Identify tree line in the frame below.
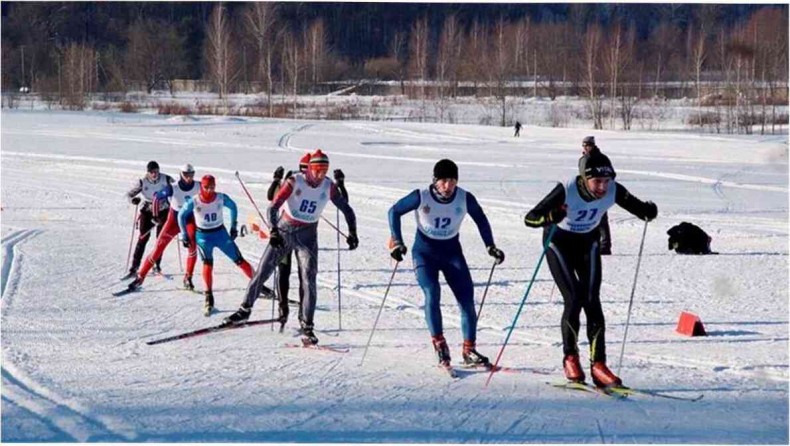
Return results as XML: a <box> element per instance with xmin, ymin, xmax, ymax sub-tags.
<box><xmin>1</xmin><ymin>3</ymin><xmax>787</xmax><ymax>133</ymax></box>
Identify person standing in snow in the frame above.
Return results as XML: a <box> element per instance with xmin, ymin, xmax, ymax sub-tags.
<box><xmin>124</xmin><ymin>163</ymin><xmax>200</xmax><ymax>292</ymax></box>
<box><xmin>514</xmin><ymin>121</ymin><xmax>522</xmax><ymax>137</ymax></box>
<box><xmin>524</xmin><ymin>152</ymin><xmax>657</xmax><ymax>388</ymax></box>
<box><xmin>178</xmin><ymin>175</ymin><xmax>256</xmax><ymax>316</ymax></box>
<box><xmin>123</xmin><ymin>161</ymin><xmax>173</xmax><ymax>279</ymax></box>
<box><xmin>265</xmin><ymin>153</ymin><xmax>351</xmax><ymax>332</ymax></box>
<box><xmin>580</xmin><ymin>136</ymin><xmax>612</xmax><ymax>255</ymax></box>
<box><xmin>388</xmin><ymin>159</ymin><xmax>505</xmax><ymax>370</ymax></box>
<box><xmin>223</xmin><ymin>150</ymin><xmax>358</xmax><ymax>346</ymax></box>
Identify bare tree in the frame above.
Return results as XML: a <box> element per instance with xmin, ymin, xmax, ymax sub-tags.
<box><xmin>304</xmin><ymin>18</ymin><xmax>328</xmax><ymax>94</ymax></box>
<box><xmin>689</xmin><ymin>26</ymin><xmax>708</xmax><ymax>130</ymax></box>
<box><xmin>605</xmin><ymin>21</ymin><xmax>636</xmax><ymax>129</ymax></box>
<box><xmin>582</xmin><ymin>24</ymin><xmax>605</xmax><ymax>129</ymax></box>
<box><xmin>281</xmin><ymin>29</ymin><xmax>304</xmax><ymax>118</ymax></box>
<box><xmin>244</xmin><ymin>2</ymin><xmax>277</xmax><ymax>116</ymax></box>
<box><xmin>204</xmin><ymin>3</ymin><xmax>241</xmax><ymax>101</ymax></box>
<box><xmin>125</xmin><ymin>18</ymin><xmax>185</xmax><ymax>94</ymax></box>
<box><xmin>436</xmin><ymin>13</ymin><xmax>460</xmax><ymax>121</ymax></box>
<box><xmin>407</xmin><ymin>15</ymin><xmax>429</xmax><ymax>103</ymax></box>
<box><xmin>389</xmin><ymin>31</ymin><xmax>407</xmax><ymax>95</ymax></box>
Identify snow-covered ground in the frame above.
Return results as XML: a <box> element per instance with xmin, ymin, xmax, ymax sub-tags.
<box><xmin>1</xmin><ymin>109</ymin><xmax>788</xmax><ymax>443</ymax></box>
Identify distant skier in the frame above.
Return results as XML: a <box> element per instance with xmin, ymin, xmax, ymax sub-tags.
<box><xmin>580</xmin><ymin>136</ymin><xmax>612</xmax><ymax>255</ymax></box>
<box><xmin>388</xmin><ymin>159</ymin><xmax>505</xmax><ymax>370</ymax></box>
<box><xmin>223</xmin><ymin>150</ymin><xmax>358</xmax><ymax>346</ymax></box>
<box><xmin>123</xmin><ymin>161</ymin><xmax>174</xmax><ymax>279</ymax></box>
<box><xmin>524</xmin><ymin>151</ymin><xmax>657</xmax><ymax>388</ymax></box>
<box><xmin>179</xmin><ymin>175</ymin><xmax>255</xmax><ymax>316</ymax></box>
<box><xmin>514</xmin><ymin>121</ymin><xmax>522</xmax><ymax>137</ymax></box>
<box><xmin>124</xmin><ymin>164</ymin><xmax>199</xmax><ymax>292</ymax></box>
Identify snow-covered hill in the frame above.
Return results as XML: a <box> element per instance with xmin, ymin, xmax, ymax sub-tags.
<box><xmin>2</xmin><ymin>110</ymin><xmax>788</xmax><ymax>443</ymax></box>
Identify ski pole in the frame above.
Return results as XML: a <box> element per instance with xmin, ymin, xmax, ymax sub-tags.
<box><xmin>234</xmin><ymin>171</ymin><xmax>271</xmax><ymax>230</ymax></box>
<box><xmin>336</xmin><ymin>208</ymin><xmax>342</xmax><ymax>331</ymax></box>
<box><xmin>475</xmin><ymin>261</ymin><xmax>498</xmax><ymax>322</ymax></box>
<box><xmin>550</xmin><ymin>283</ymin><xmax>556</xmax><ymax>302</ymax></box>
<box><xmin>321</xmin><ymin>215</ymin><xmax>348</xmax><ymax>239</ymax></box>
<box><xmin>272</xmin><ymin>270</ymin><xmax>277</xmax><ymax>332</ymax></box>
<box><xmin>359</xmin><ymin>261</ymin><xmax>399</xmax><ymax>367</ymax></box>
<box><xmin>486</xmin><ymin>224</ymin><xmax>557</xmax><ymax>387</ymax></box>
<box><xmin>125</xmin><ymin>203</ymin><xmax>139</xmax><ymax>271</ymax></box>
<box><xmin>176</xmin><ymin>237</ymin><xmax>184</xmax><ymax>273</ymax></box>
<box><xmin>616</xmin><ymin>219</ymin><xmax>649</xmax><ymax>376</ymax></box>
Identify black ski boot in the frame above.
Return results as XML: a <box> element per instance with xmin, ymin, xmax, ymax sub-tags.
<box><xmin>183</xmin><ymin>275</ymin><xmax>195</xmax><ymax>291</ymax></box>
<box><xmin>461</xmin><ymin>341</ymin><xmax>491</xmax><ymax>367</ymax></box>
<box><xmin>203</xmin><ymin>291</ymin><xmax>214</xmax><ymax>317</ymax></box>
<box><xmin>126</xmin><ymin>276</ymin><xmax>143</xmax><ymax>292</ymax></box>
<box><xmin>432</xmin><ymin>335</ymin><xmax>452</xmax><ymax>367</ymax></box>
<box><xmin>223</xmin><ymin>306</ymin><xmax>251</xmax><ymax>325</ymax></box>
<box><xmin>120</xmin><ymin>269</ymin><xmax>137</xmax><ymax>281</ymax></box>
<box><xmin>300</xmin><ymin>321</ymin><xmax>319</xmax><ymax>346</ymax></box>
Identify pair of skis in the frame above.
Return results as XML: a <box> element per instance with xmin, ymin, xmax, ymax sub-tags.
<box><xmin>550</xmin><ymin>381</ymin><xmax>704</xmax><ymax>402</ymax></box>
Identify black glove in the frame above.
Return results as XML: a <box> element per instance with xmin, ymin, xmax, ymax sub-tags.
<box><xmin>390</xmin><ymin>242</ymin><xmax>408</xmax><ymax>262</ymax></box>
<box><xmin>644</xmin><ymin>201</ymin><xmax>658</xmax><ymax>221</ymax></box>
<box><xmin>273</xmin><ymin>166</ymin><xmax>285</xmax><ymax>181</ymax></box>
<box><xmin>346</xmin><ymin>232</ymin><xmax>359</xmax><ymax>250</ymax></box>
<box><xmin>230</xmin><ymin>226</ymin><xmax>238</xmax><ymax>240</ymax></box>
<box><xmin>333</xmin><ymin>169</ymin><xmax>345</xmax><ymax>182</ymax></box>
<box><xmin>548</xmin><ymin>206</ymin><xmax>567</xmax><ymax>224</ymax></box>
<box><xmin>284</xmin><ymin>170</ymin><xmax>294</xmax><ymax>180</ymax></box>
<box><xmin>269</xmin><ymin>229</ymin><xmax>285</xmax><ymax>249</ymax></box>
<box><xmin>130</xmin><ymin>197</ymin><xmax>141</xmax><ymax>205</ymax></box>
<box><xmin>487</xmin><ymin>245</ymin><xmax>505</xmax><ymax>265</ymax></box>
<box><xmin>181</xmin><ymin>235</ymin><xmax>191</xmax><ymax>249</ymax></box>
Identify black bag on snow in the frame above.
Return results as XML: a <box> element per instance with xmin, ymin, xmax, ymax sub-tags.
<box><xmin>667</xmin><ymin>222</ymin><xmax>714</xmax><ymax>255</ymax></box>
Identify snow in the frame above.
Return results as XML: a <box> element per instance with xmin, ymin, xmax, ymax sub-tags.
<box><xmin>1</xmin><ymin>109</ymin><xmax>788</xmax><ymax>443</ymax></box>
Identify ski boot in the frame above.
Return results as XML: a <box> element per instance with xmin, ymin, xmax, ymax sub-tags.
<box><xmin>461</xmin><ymin>341</ymin><xmax>491</xmax><ymax>368</ymax></box>
<box><xmin>591</xmin><ymin>361</ymin><xmax>622</xmax><ymax>389</ymax></box>
<box><xmin>183</xmin><ymin>275</ymin><xmax>195</xmax><ymax>291</ymax></box>
<box><xmin>120</xmin><ymin>269</ymin><xmax>137</xmax><ymax>281</ymax></box>
<box><xmin>203</xmin><ymin>291</ymin><xmax>214</xmax><ymax>317</ymax></box>
<box><xmin>600</xmin><ymin>246</ymin><xmax>612</xmax><ymax>256</ymax></box>
<box><xmin>563</xmin><ymin>354</ymin><xmax>586</xmax><ymax>383</ymax></box>
<box><xmin>300</xmin><ymin>321</ymin><xmax>319</xmax><ymax>346</ymax></box>
<box><xmin>223</xmin><ymin>306</ymin><xmax>251</xmax><ymax>325</ymax></box>
<box><xmin>432</xmin><ymin>335</ymin><xmax>452</xmax><ymax>367</ymax></box>
<box><xmin>125</xmin><ymin>276</ymin><xmax>143</xmax><ymax>292</ymax></box>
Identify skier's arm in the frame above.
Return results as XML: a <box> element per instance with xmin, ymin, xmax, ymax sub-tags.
<box><xmin>126</xmin><ymin>179</ymin><xmax>143</xmax><ymax>204</ymax></box>
<box><xmin>524</xmin><ymin>183</ymin><xmax>566</xmax><ymax>228</ymax></box>
<box><xmin>178</xmin><ymin>198</ymin><xmax>195</xmax><ymax>237</ymax></box>
<box><xmin>268</xmin><ymin>177</ymin><xmax>295</xmax><ymax>228</ymax></box>
<box><xmin>387</xmin><ymin>189</ymin><xmax>421</xmax><ymax>245</ymax></box>
<box><xmin>330</xmin><ymin>183</ymin><xmax>357</xmax><ymax>234</ymax></box>
<box><xmin>466</xmin><ymin>192</ymin><xmax>495</xmax><ymax>247</ymax></box>
<box><xmin>614</xmin><ymin>183</ymin><xmax>658</xmax><ymax>221</ymax></box>
<box><xmin>267</xmin><ymin>180</ymin><xmax>281</xmax><ymax>201</ymax></box>
<box><xmin>223</xmin><ymin>194</ymin><xmax>239</xmax><ymax>228</ymax></box>
<box><xmin>155</xmin><ymin>183</ymin><xmax>174</xmax><ymax>202</ymax></box>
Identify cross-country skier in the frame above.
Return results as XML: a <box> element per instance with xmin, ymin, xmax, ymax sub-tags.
<box><xmin>179</xmin><ymin>175</ymin><xmax>255</xmax><ymax>316</ymax></box>
<box><xmin>580</xmin><ymin>136</ymin><xmax>612</xmax><ymax>255</ymax></box>
<box><xmin>387</xmin><ymin>159</ymin><xmax>505</xmax><ymax>370</ymax></box>
<box><xmin>123</xmin><ymin>161</ymin><xmax>174</xmax><ymax>279</ymax></box>
<box><xmin>524</xmin><ymin>151</ymin><xmax>657</xmax><ymax>388</ymax></box>
<box><xmin>124</xmin><ymin>164</ymin><xmax>200</xmax><ymax>292</ymax></box>
<box><xmin>223</xmin><ymin>150</ymin><xmax>358</xmax><ymax>346</ymax></box>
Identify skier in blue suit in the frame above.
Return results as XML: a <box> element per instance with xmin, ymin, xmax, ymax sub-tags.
<box><xmin>388</xmin><ymin>159</ymin><xmax>505</xmax><ymax>369</ymax></box>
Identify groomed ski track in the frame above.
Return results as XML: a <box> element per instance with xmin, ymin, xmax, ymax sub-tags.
<box><xmin>1</xmin><ymin>111</ymin><xmax>787</xmax><ymax>443</ymax></box>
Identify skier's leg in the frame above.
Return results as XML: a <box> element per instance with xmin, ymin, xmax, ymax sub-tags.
<box><xmin>131</xmin><ymin>209</ymin><xmax>155</xmax><ymax>272</ymax></box>
<box><xmin>546</xmin><ymin>242</ymin><xmax>584</xmax><ymax>356</ymax></box>
<box><xmin>276</xmin><ymin>253</ymin><xmax>292</xmax><ymax>322</ymax></box>
<box><xmin>294</xmin><ymin>228</ymin><xmax>319</xmax><ymax>326</ymax></box>
<box><xmin>239</xmin><ymin>234</ymin><xmax>289</xmax><ymax>309</ymax></box>
<box><xmin>580</xmin><ymin>242</ymin><xmax>607</xmax><ymax>362</ymax></box>
<box><xmin>414</xmin><ymin>251</ymin><xmax>443</xmax><ymax>337</ymax></box>
<box><xmin>185</xmin><ymin>217</ymin><xmax>198</xmax><ymax>278</ymax></box>
<box><xmin>599</xmin><ymin>213</ymin><xmax>612</xmax><ymax>254</ymax></box>
<box><xmin>196</xmin><ymin>231</ymin><xmax>215</xmax><ymax>292</ymax></box>
<box><xmin>442</xmin><ymin>252</ymin><xmax>477</xmax><ymax>343</ymax></box>
<box><xmin>154</xmin><ymin>208</ymin><xmax>168</xmax><ymax>270</ymax></box>
<box><xmin>216</xmin><ymin>230</ymin><xmax>254</xmax><ymax>278</ymax></box>
<box><xmin>138</xmin><ymin>209</ymin><xmax>179</xmax><ymax>281</ymax></box>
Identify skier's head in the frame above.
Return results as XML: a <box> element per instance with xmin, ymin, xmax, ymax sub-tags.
<box><xmin>181</xmin><ymin>163</ymin><xmax>195</xmax><ymax>183</ymax></box>
<box><xmin>307</xmin><ymin>150</ymin><xmax>329</xmax><ymax>182</ymax></box>
<box><xmin>299</xmin><ymin>153</ymin><xmax>311</xmax><ymax>173</ymax></box>
<box><xmin>200</xmin><ymin>174</ymin><xmax>216</xmax><ymax>202</ymax></box>
<box><xmin>582</xmin><ymin>136</ymin><xmax>597</xmax><ymax>155</ymax></box>
<box><xmin>146</xmin><ymin>160</ymin><xmax>160</xmax><ymax>181</ymax></box>
<box><xmin>433</xmin><ymin>159</ymin><xmax>458</xmax><ymax>198</ymax></box>
<box><xmin>580</xmin><ymin>152</ymin><xmax>615</xmax><ymax>198</ymax></box>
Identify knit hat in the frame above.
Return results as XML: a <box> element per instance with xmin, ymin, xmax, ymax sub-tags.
<box><xmin>582</xmin><ymin>136</ymin><xmax>596</xmax><ymax>146</ymax></box>
<box><xmin>147</xmin><ymin>160</ymin><xmax>160</xmax><ymax>172</ymax></box>
<box><xmin>580</xmin><ymin>152</ymin><xmax>616</xmax><ymax>179</ymax></box>
<box><xmin>433</xmin><ymin>159</ymin><xmax>458</xmax><ymax>181</ymax></box>
<box><xmin>200</xmin><ymin>175</ymin><xmax>216</xmax><ymax>201</ymax></box>
<box><xmin>309</xmin><ymin>150</ymin><xmax>329</xmax><ymax>173</ymax></box>
<box><xmin>299</xmin><ymin>153</ymin><xmax>311</xmax><ymax>173</ymax></box>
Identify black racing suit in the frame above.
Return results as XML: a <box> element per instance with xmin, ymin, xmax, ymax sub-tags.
<box><xmin>525</xmin><ymin>177</ymin><xmax>655</xmax><ymax>362</ymax></box>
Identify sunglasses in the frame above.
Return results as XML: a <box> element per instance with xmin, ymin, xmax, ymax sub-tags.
<box><xmin>182</xmin><ymin>171</ymin><xmax>195</xmax><ymax>177</ymax></box>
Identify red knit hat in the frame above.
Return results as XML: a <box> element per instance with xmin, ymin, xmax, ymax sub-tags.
<box><xmin>200</xmin><ymin>175</ymin><xmax>216</xmax><ymax>201</ymax></box>
<box><xmin>309</xmin><ymin>150</ymin><xmax>329</xmax><ymax>174</ymax></box>
<box><xmin>299</xmin><ymin>153</ymin><xmax>311</xmax><ymax>173</ymax></box>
